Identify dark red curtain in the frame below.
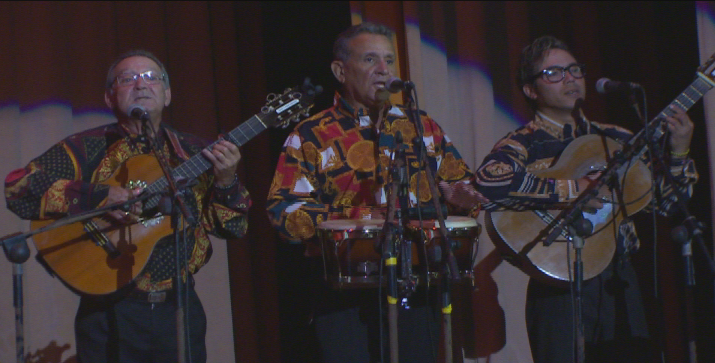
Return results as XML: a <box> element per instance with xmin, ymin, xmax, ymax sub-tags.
<box><xmin>0</xmin><ymin>2</ymin><xmax>712</xmax><ymax>362</ymax></box>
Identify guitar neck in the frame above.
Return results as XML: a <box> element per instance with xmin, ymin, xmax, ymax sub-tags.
<box><xmin>143</xmin><ymin>115</ymin><xmax>268</xmax><ymax>209</ymax></box>
<box><xmin>635</xmin><ymin>74</ymin><xmax>714</xmax><ymax>143</ymax></box>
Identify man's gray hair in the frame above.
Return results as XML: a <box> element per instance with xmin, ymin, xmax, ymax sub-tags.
<box><xmin>105</xmin><ymin>49</ymin><xmax>170</xmax><ymax>89</ymax></box>
<box><xmin>333</xmin><ymin>22</ymin><xmax>394</xmax><ymax>62</ymax></box>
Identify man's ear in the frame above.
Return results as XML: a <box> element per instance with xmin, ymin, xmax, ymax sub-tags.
<box><xmin>331</xmin><ymin>60</ymin><xmax>345</xmax><ymax>83</ymax></box>
<box><xmin>523</xmin><ymin>83</ymin><xmax>538</xmax><ymax>101</ymax></box>
<box><xmin>104</xmin><ymin>89</ymin><xmax>115</xmax><ymax>109</ymax></box>
<box><xmin>164</xmin><ymin>87</ymin><xmax>171</xmax><ymax>107</ymax></box>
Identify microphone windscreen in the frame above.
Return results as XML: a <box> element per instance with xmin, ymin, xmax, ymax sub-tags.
<box><xmin>385</xmin><ymin>77</ymin><xmax>404</xmax><ymax>93</ymax></box>
<box><xmin>595</xmin><ymin>78</ymin><xmax>610</xmax><ymax>94</ymax></box>
<box><xmin>127</xmin><ymin>105</ymin><xmax>149</xmax><ymax>121</ymax></box>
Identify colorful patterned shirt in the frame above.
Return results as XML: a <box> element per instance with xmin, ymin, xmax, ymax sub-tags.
<box><xmin>475</xmin><ymin>112</ymin><xmax>698</xmax><ymax>252</ymax></box>
<box><xmin>266</xmin><ymin>94</ymin><xmax>474</xmax><ymax>251</ymax></box>
<box><xmin>5</xmin><ymin>122</ymin><xmax>251</xmax><ymax>292</ymax></box>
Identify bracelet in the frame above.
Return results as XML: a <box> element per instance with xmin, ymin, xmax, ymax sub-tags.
<box><xmin>214</xmin><ymin>174</ymin><xmax>238</xmax><ymax>190</ymax></box>
<box><xmin>670</xmin><ymin>148</ymin><xmax>690</xmax><ymax>158</ymax></box>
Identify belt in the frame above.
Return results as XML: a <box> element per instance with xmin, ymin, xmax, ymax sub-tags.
<box><xmin>126</xmin><ymin>289</ymin><xmax>175</xmax><ymax>303</ymax></box>
<box><xmin>126</xmin><ymin>276</ymin><xmax>195</xmax><ymax>303</ymax></box>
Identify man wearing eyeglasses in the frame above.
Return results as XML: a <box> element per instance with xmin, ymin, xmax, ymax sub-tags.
<box><xmin>4</xmin><ymin>50</ymin><xmax>250</xmax><ymax>362</ymax></box>
<box><xmin>444</xmin><ymin>35</ymin><xmax>698</xmax><ymax>362</ymax></box>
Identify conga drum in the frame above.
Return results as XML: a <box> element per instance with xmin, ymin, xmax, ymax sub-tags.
<box><xmin>317</xmin><ymin>219</ymin><xmax>385</xmax><ymax>289</ymax></box>
<box><xmin>407</xmin><ymin>216</ymin><xmax>481</xmax><ymax>285</ymax></box>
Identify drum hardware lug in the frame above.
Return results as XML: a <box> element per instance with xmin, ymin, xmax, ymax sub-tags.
<box><xmin>357</xmin><ymin>260</ymin><xmax>378</xmax><ymax>276</ymax></box>
<box><xmin>401</xmin><ymin>297</ymin><xmax>411</xmax><ymax>309</ymax></box>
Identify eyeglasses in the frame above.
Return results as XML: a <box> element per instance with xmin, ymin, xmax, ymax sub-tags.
<box><xmin>113</xmin><ymin>71</ymin><xmax>166</xmax><ymax>87</ymax></box>
<box><xmin>530</xmin><ymin>63</ymin><xmax>586</xmax><ymax>83</ymax></box>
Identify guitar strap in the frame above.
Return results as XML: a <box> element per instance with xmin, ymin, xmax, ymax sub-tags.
<box><xmin>164</xmin><ymin>128</ymin><xmax>191</xmax><ymax>161</ymax></box>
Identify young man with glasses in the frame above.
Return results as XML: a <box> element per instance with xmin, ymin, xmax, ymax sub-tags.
<box><xmin>444</xmin><ymin>35</ymin><xmax>698</xmax><ymax>362</ymax></box>
<box><xmin>5</xmin><ymin>50</ymin><xmax>250</xmax><ymax>362</ymax></box>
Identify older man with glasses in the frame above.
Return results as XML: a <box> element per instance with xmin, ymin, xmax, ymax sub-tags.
<box><xmin>5</xmin><ymin>50</ymin><xmax>251</xmax><ymax>363</ymax></box>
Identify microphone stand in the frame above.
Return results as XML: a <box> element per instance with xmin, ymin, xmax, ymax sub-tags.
<box><xmin>569</xmin><ymin>99</ymin><xmax>596</xmax><ymax>363</ymax></box>
<box><xmin>623</xmin><ymin>86</ymin><xmax>713</xmax><ymax>363</ymax></box>
<box><xmin>1</xmin><ymin>232</ymin><xmax>30</xmax><ymax>363</ymax></box>
<box><xmin>0</xmin><ymin>190</ymin><xmax>159</xmax><ymax>363</ymax></box>
<box><xmin>379</xmin><ymin>136</ymin><xmax>405</xmax><ymax>363</ymax></box>
<box><xmin>404</xmin><ymin>84</ymin><xmax>457</xmax><ymax>363</ymax></box>
<box><xmin>394</xmin><ymin>133</ymin><xmax>417</xmax><ymax>303</ymax></box>
<box><xmin>648</xmin><ymin>138</ymin><xmax>714</xmax><ymax>363</ymax></box>
<box><xmin>142</xmin><ymin>120</ymin><xmax>197</xmax><ymax>363</ymax></box>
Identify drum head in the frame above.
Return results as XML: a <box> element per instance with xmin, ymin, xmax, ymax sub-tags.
<box><xmin>410</xmin><ymin>216</ymin><xmax>477</xmax><ymax>229</ymax></box>
<box><xmin>318</xmin><ymin>219</ymin><xmax>385</xmax><ymax>231</ymax></box>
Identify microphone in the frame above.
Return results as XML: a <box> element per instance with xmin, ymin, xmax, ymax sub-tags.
<box><xmin>127</xmin><ymin>105</ymin><xmax>150</xmax><ymax>123</ymax></box>
<box><xmin>384</xmin><ymin>77</ymin><xmax>414</xmax><ymax>94</ymax></box>
<box><xmin>595</xmin><ymin>78</ymin><xmax>640</xmax><ymax>94</ymax></box>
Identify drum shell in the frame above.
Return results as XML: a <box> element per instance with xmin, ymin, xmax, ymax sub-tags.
<box><xmin>318</xmin><ymin>217</ymin><xmax>481</xmax><ymax>289</ymax></box>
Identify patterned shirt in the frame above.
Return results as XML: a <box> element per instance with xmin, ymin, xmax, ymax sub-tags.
<box><xmin>475</xmin><ymin>112</ymin><xmax>698</xmax><ymax>252</ymax></box>
<box><xmin>266</xmin><ymin>93</ymin><xmax>474</xmax><ymax>251</ymax></box>
<box><xmin>5</xmin><ymin>122</ymin><xmax>251</xmax><ymax>292</ymax></box>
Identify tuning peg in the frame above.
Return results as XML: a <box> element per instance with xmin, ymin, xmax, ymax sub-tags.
<box><xmin>261</xmin><ymin>105</ymin><xmax>273</xmax><ymax>114</ymax></box>
<box><xmin>266</xmin><ymin>93</ymin><xmax>277</xmax><ymax>102</ymax></box>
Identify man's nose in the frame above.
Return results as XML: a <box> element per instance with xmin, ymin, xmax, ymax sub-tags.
<box><xmin>375</xmin><ymin>59</ymin><xmax>390</xmax><ymax>75</ymax></box>
<box><xmin>133</xmin><ymin>77</ymin><xmax>149</xmax><ymax>88</ymax></box>
<box><xmin>563</xmin><ymin>69</ymin><xmax>576</xmax><ymax>83</ymax></box>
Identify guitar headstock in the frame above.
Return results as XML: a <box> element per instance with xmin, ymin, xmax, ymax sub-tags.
<box><xmin>261</xmin><ymin>78</ymin><xmax>323</xmax><ymax>128</ymax></box>
<box><xmin>697</xmin><ymin>51</ymin><xmax>715</xmax><ymax>82</ymax></box>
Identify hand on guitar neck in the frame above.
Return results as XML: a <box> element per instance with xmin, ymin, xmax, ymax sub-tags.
<box><xmin>201</xmin><ymin>138</ymin><xmax>242</xmax><ymax>187</ymax></box>
<box><xmin>664</xmin><ymin>105</ymin><xmax>694</xmax><ymax>155</ymax></box>
<box><xmin>105</xmin><ymin>186</ymin><xmax>144</xmax><ymax>225</ymax></box>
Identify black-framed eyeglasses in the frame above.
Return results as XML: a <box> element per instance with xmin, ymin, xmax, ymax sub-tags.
<box><xmin>113</xmin><ymin>71</ymin><xmax>166</xmax><ymax>87</ymax></box>
<box><xmin>529</xmin><ymin>63</ymin><xmax>586</xmax><ymax>83</ymax></box>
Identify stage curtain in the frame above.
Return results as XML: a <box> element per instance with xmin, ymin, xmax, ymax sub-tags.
<box><xmin>0</xmin><ymin>2</ymin><xmax>712</xmax><ymax>363</ymax></box>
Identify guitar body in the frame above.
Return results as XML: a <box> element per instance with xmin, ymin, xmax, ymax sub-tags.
<box><xmin>486</xmin><ymin>134</ymin><xmax>653</xmax><ymax>285</ymax></box>
<box><xmin>31</xmin><ymin>155</ymin><xmax>173</xmax><ymax>295</ymax></box>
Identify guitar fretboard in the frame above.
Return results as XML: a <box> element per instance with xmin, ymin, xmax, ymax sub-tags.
<box><xmin>633</xmin><ymin>74</ymin><xmax>713</xmax><ymax>144</ymax></box>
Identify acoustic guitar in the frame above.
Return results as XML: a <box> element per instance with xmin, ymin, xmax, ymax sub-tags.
<box><xmin>486</xmin><ymin>53</ymin><xmax>715</xmax><ymax>286</ymax></box>
<box><xmin>30</xmin><ymin>81</ymin><xmax>320</xmax><ymax>295</ymax></box>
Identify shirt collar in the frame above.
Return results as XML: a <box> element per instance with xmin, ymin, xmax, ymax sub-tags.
<box><xmin>534</xmin><ymin>111</ymin><xmax>590</xmax><ymax>139</ymax></box>
<box><xmin>334</xmin><ymin>91</ymin><xmax>393</xmax><ymax>126</ymax></box>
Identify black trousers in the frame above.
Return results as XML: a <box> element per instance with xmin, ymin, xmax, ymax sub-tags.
<box><xmin>75</xmin><ymin>285</ymin><xmax>207</xmax><ymax>363</ymax></box>
<box><xmin>313</xmin><ymin>284</ymin><xmax>441</xmax><ymax>363</ymax></box>
<box><xmin>525</xmin><ymin>258</ymin><xmax>654</xmax><ymax>363</ymax></box>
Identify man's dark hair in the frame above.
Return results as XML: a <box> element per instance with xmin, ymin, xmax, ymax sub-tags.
<box><xmin>105</xmin><ymin>49</ymin><xmax>170</xmax><ymax>89</ymax></box>
<box><xmin>517</xmin><ymin>36</ymin><xmax>572</xmax><ymax>88</ymax></box>
<box><xmin>333</xmin><ymin>22</ymin><xmax>394</xmax><ymax>62</ymax></box>
<box><xmin>517</xmin><ymin>36</ymin><xmax>572</xmax><ymax>109</ymax></box>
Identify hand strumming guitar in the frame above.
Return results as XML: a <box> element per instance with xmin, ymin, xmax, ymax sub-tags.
<box><xmin>105</xmin><ymin>186</ymin><xmax>144</xmax><ymax>224</ymax></box>
<box><xmin>439</xmin><ymin>181</ymin><xmax>489</xmax><ymax>211</ymax></box>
